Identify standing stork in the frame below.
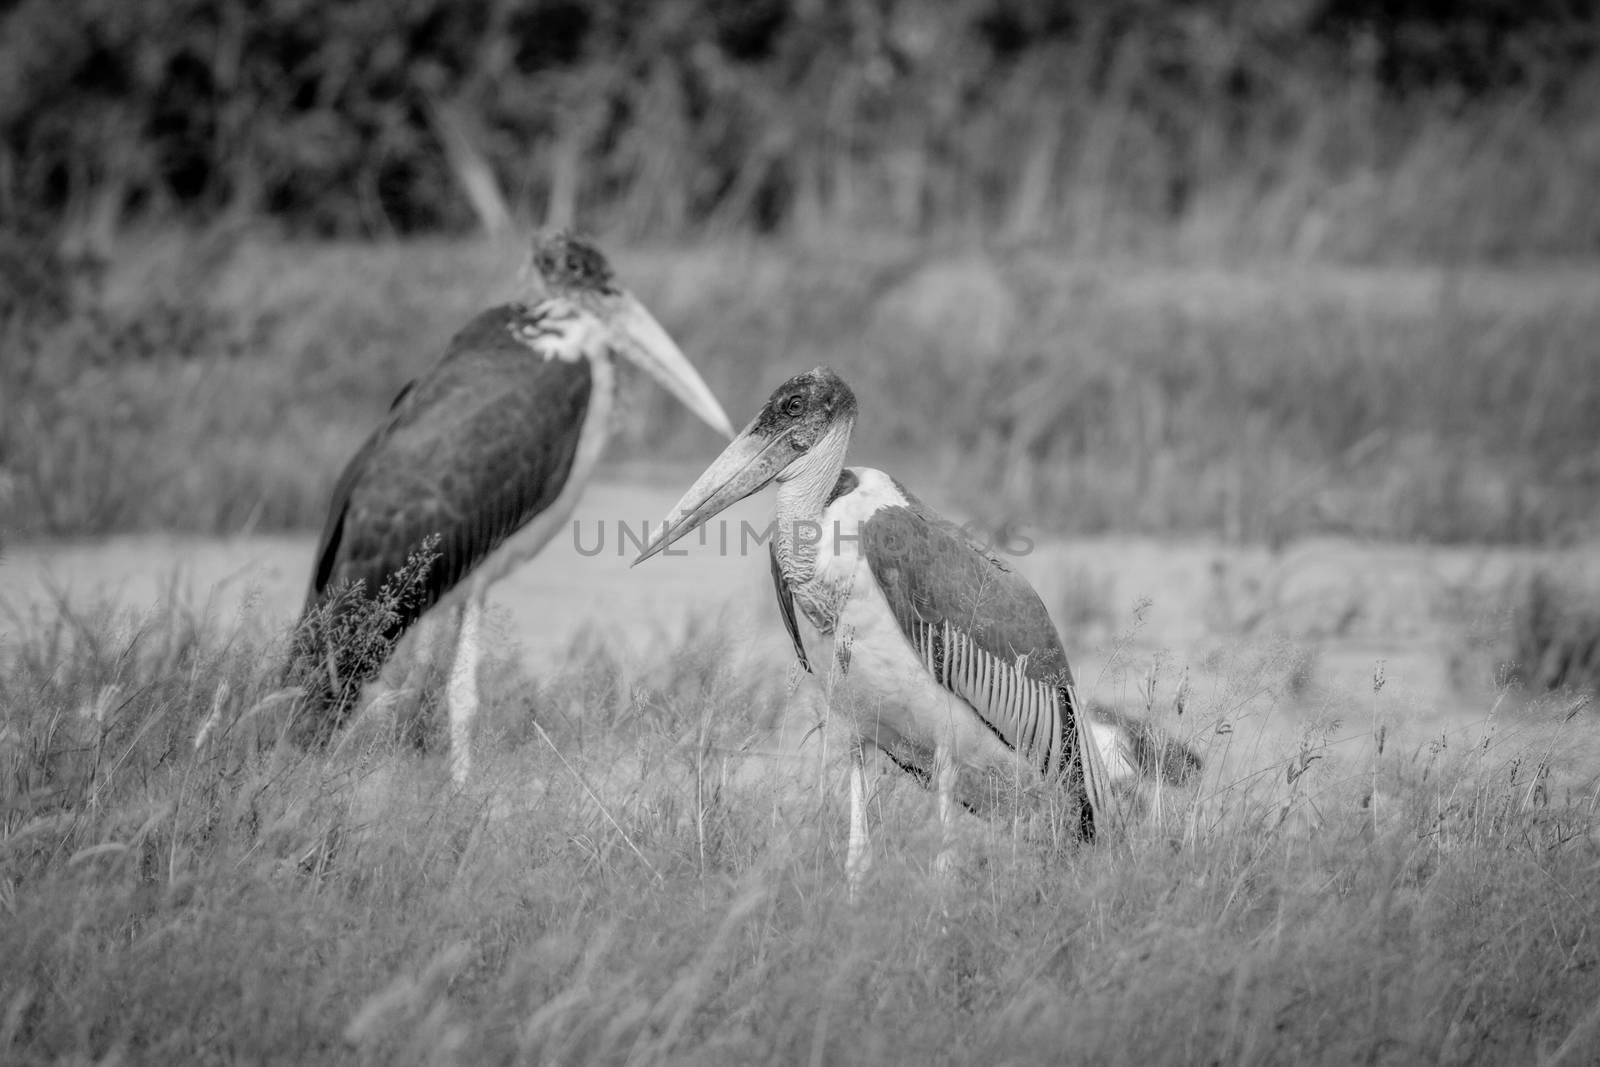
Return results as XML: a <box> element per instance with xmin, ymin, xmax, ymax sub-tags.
<box><xmin>634</xmin><ymin>367</ymin><xmax>1115</xmax><ymax>890</ymax></box>
<box><xmin>289</xmin><ymin>232</ymin><xmax>733</xmax><ymax>782</ymax></box>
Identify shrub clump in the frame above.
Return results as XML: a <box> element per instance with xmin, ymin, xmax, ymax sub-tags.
<box><xmin>1508</xmin><ymin>571</ymin><xmax>1600</xmax><ymax>693</ymax></box>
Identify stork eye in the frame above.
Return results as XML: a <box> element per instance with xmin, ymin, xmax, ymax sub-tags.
<box><xmin>784</xmin><ymin>395</ymin><xmax>805</xmax><ymax>417</ymax></box>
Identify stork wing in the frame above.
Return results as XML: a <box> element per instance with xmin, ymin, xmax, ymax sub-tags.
<box><xmin>305</xmin><ymin>303</ymin><xmax>593</xmax><ymax>632</ymax></box>
<box><xmin>860</xmin><ymin>495</ymin><xmax>1109</xmax><ymax>832</ymax></box>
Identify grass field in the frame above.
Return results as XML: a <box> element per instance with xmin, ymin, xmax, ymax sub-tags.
<box><xmin>4</xmin><ymin>228</ymin><xmax>1600</xmax><ymax>1063</ymax></box>
<box><xmin>3</xmin><ymin>585</ymin><xmax>1600</xmax><ymax>1066</ymax></box>
<box><xmin>4</xmin><ymin>230</ymin><xmax>1598</xmax><ymax>545</ymax></box>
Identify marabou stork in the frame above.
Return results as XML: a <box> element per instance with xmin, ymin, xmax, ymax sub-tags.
<box><xmin>289</xmin><ymin>232</ymin><xmax>733</xmax><ymax>782</ymax></box>
<box><xmin>634</xmin><ymin>367</ymin><xmax>1115</xmax><ymax>888</ymax></box>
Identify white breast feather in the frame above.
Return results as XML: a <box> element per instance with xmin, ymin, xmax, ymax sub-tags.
<box><xmin>508</xmin><ymin>299</ymin><xmax>603</xmax><ymax>363</ymax></box>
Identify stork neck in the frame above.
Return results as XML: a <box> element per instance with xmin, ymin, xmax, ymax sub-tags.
<box><xmin>774</xmin><ymin>419</ymin><xmax>852</xmax><ymax>584</ymax></box>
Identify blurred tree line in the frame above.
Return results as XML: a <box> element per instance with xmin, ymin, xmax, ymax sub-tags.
<box><xmin>1</xmin><ymin>0</ymin><xmax>1596</xmax><ymax>257</ymax></box>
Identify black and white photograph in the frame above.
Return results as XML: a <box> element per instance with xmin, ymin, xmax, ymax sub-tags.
<box><xmin>2</xmin><ymin>1</ymin><xmax>1598</xmax><ymax>1062</ymax></box>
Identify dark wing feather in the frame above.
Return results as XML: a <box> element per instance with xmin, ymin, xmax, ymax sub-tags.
<box><xmin>862</xmin><ymin>492</ymin><xmax>1105</xmax><ymax>836</ymax></box>
<box><xmin>770</xmin><ymin>540</ymin><xmax>811</xmax><ymax>672</ymax></box>
<box><xmin>311</xmin><ymin>306</ymin><xmax>592</xmax><ymax>618</ymax></box>
<box><xmin>290</xmin><ymin>305</ymin><xmax>594</xmax><ymax>730</ymax></box>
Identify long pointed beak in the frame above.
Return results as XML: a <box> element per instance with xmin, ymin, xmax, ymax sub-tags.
<box><xmin>632</xmin><ymin>424</ymin><xmax>799</xmax><ymax>565</ymax></box>
<box><xmin>609</xmin><ymin>292</ymin><xmax>735</xmax><ymax>439</ymax></box>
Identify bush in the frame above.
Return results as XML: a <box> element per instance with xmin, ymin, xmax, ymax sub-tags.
<box><xmin>2</xmin><ymin>0</ymin><xmax>1597</xmax><ymax>257</ymax></box>
<box><xmin>1509</xmin><ymin>572</ymin><xmax>1600</xmax><ymax>694</ymax></box>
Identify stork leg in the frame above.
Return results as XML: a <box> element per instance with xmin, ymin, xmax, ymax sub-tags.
<box><xmin>446</xmin><ymin>595</ymin><xmax>483</xmax><ymax>785</ymax></box>
<box><xmin>826</xmin><ymin>628</ymin><xmax>874</xmax><ymax>898</ymax></box>
<box><xmin>394</xmin><ymin>612</ymin><xmax>444</xmax><ymax>750</ymax></box>
<box><xmin>845</xmin><ymin>737</ymin><xmax>872</xmax><ymax>899</ymax></box>
<box><xmin>932</xmin><ymin>744</ymin><xmax>959</xmax><ymax>879</ymax></box>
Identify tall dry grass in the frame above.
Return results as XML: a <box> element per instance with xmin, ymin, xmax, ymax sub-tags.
<box><xmin>3</xmin><ymin>591</ymin><xmax>1599</xmax><ymax>1064</ymax></box>
<box><xmin>4</xmin><ymin>234</ymin><xmax>1597</xmax><ymax>545</ymax></box>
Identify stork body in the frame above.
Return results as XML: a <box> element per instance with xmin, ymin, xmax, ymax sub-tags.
<box><xmin>776</xmin><ymin>465</ymin><xmax>1111</xmax><ymax>811</ymax></box>
<box><xmin>636</xmin><ymin>368</ymin><xmax>1113</xmax><ymax>888</ymax></box>
<box><xmin>291</xmin><ymin>235</ymin><xmax>733</xmax><ymax>782</ymax></box>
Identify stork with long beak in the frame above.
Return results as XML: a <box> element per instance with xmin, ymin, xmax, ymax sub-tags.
<box><xmin>290</xmin><ymin>232</ymin><xmax>733</xmax><ymax>781</ymax></box>
<box><xmin>634</xmin><ymin>367</ymin><xmax>1114</xmax><ymax>889</ymax></box>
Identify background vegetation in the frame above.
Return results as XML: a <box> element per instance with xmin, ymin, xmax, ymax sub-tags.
<box><xmin>4</xmin><ymin>0</ymin><xmax>1598</xmax><ymax>547</ymax></box>
<box><xmin>2</xmin><ymin>0</ymin><xmax>1598</xmax><ymax>258</ymax></box>
<box><xmin>3</xmin><ymin>236</ymin><xmax>1597</xmax><ymax>545</ymax></box>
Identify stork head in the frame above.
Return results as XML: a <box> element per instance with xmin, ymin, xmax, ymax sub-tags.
<box><xmin>526</xmin><ymin>231</ymin><xmax>734</xmax><ymax>439</ymax></box>
<box><xmin>529</xmin><ymin>231</ymin><xmax>617</xmax><ymax>296</ymax></box>
<box><xmin>634</xmin><ymin>367</ymin><xmax>857</xmax><ymax>565</ymax></box>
